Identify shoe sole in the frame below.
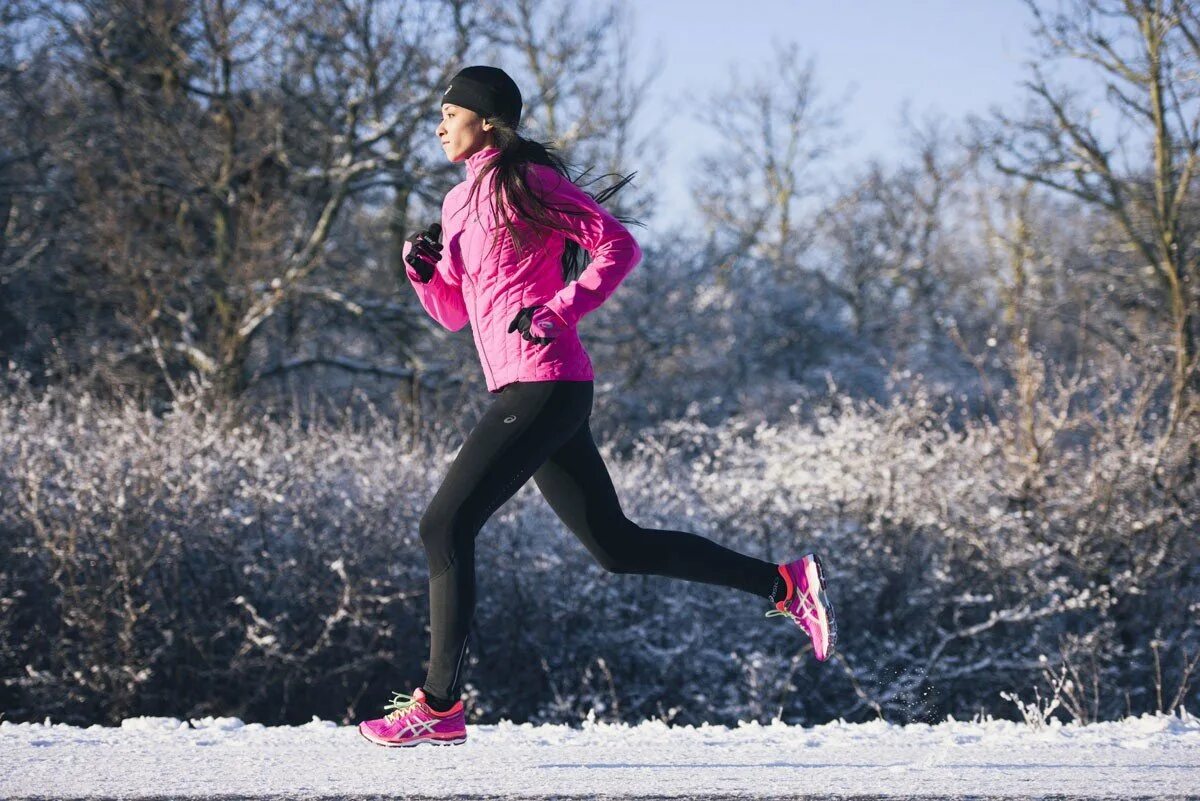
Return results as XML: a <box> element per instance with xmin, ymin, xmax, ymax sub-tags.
<box><xmin>806</xmin><ymin>552</ymin><xmax>838</xmax><ymax>660</ymax></box>
<box><xmin>358</xmin><ymin>723</ymin><xmax>467</xmax><ymax>748</ymax></box>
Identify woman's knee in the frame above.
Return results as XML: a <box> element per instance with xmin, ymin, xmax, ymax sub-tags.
<box><xmin>587</xmin><ymin>519</ymin><xmax>648</xmax><ymax>574</ymax></box>
<box><xmin>419</xmin><ymin>504</ymin><xmax>472</xmax><ymax>569</ymax></box>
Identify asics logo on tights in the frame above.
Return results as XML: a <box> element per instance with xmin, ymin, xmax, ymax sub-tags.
<box><xmin>504</xmin><ymin>415</ymin><xmax>517</xmax><ymax>423</ymax></box>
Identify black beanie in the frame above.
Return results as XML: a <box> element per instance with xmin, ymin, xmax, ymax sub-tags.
<box><xmin>441</xmin><ymin>66</ymin><xmax>522</xmax><ymax>129</ymax></box>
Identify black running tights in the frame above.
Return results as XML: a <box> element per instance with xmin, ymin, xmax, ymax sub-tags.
<box><xmin>418</xmin><ymin>379</ymin><xmax>781</xmax><ymax>702</ymax></box>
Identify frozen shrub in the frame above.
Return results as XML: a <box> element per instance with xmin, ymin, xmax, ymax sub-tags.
<box><xmin>0</xmin><ymin>358</ymin><xmax>1195</xmax><ymax>727</ymax></box>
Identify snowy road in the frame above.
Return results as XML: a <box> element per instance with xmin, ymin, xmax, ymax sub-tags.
<box><xmin>2</xmin><ymin>711</ymin><xmax>1198</xmax><ymax>799</ymax></box>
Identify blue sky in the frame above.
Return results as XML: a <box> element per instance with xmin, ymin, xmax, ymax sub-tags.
<box><xmin>626</xmin><ymin>1</ymin><xmax>1044</xmax><ymax>233</ymax></box>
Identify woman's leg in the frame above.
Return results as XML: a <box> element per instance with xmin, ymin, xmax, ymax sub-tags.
<box><xmin>419</xmin><ymin>380</ymin><xmax>592</xmax><ymax>704</ymax></box>
<box><xmin>531</xmin><ymin>417</ymin><xmax>782</xmax><ymax>598</ymax></box>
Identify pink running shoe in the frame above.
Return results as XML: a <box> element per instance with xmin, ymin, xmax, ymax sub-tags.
<box><xmin>765</xmin><ymin>552</ymin><xmax>837</xmax><ymax>661</ymax></box>
<box><xmin>357</xmin><ymin>687</ymin><xmax>467</xmax><ymax>747</ymax></box>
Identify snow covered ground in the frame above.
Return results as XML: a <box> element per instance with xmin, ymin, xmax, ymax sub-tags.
<box><xmin>2</xmin><ymin>709</ymin><xmax>1198</xmax><ymax>799</ymax></box>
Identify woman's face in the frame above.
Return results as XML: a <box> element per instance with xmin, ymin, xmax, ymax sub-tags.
<box><xmin>438</xmin><ymin>103</ymin><xmax>493</xmax><ymax>163</ymax></box>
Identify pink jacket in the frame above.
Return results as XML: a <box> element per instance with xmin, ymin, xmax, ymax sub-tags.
<box><xmin>401</xmin><ymin>145</ymin><xmax>643</xmax><ymax>393</ymax></box>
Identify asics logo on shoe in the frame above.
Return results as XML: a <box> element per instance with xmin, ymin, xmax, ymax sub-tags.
<box><xmin>794</xmin><ymin>594</ymin><xmax>820</xmax><ymax>620</ymax></box>
<box><xmin>396</xmin><ymin>717</ymin><xmax>439</xmax><ymax>739</ymax></box>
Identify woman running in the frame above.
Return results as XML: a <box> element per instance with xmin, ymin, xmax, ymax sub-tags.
<box><xmin>357</xmin><ymin>65</ymin><xmax>837</xmax><ymax>748</ymax></box>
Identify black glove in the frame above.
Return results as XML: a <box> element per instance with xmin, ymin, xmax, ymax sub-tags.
<box><xmin>507</xmin><ymin>304</ymin><xmax>557</xmax><ymax>346</ymax></box>
<box><xmin>403</xmin><ymin>222</ymin><xmax>442</xmax><ymax>283</ymax></box>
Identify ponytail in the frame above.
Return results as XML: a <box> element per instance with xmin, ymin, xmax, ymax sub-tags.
<box><xmin>457</xmin><ymin>118</ymin><xmax>642</xmax><ymax>284</ymax></box>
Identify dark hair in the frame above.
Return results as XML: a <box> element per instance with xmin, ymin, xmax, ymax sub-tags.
<box><xmin>453</xmin><ymin>114</ymin><xmax>642</xmax><ymax>284</ymax></box>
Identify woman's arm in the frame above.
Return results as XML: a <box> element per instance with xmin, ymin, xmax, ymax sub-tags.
<box><xmin>400</xmin><ymin>202</ymin><xmax>470</xmax><ymax>332</ymax></box>
<box><xmin>527</xmin><ymin>164</ymin><xmax>643</xmax><ymax>329</ymax></box>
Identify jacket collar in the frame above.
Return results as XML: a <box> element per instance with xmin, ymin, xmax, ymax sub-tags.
<box><xmin>464</xmin><ymin>145</ymin><xmax>502</xmax><ymax>180</ymax></box>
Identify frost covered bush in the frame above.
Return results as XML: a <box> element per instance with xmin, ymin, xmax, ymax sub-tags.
<box><xmin>0</xmin><ymin>359</ymin><xmax>1195</xmax><ymax>728</ymax></box>
<box><xmin>686</xmin><ymin>360</ymin><xmax>1198</xmax><ymax>724</ymax></box>
<box><xmin>0</xmin><ymin>368</ymin><xmax>441</xmax><ymax>726</ymax></box>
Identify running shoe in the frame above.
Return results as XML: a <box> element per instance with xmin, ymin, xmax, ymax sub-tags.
<box><xmin>765</xmin><ymin>552</ymin><xmax>837</xmax><ymax>661</ymax></box>
<box><xmin>357</xmin><ymin>687</ymin><xmax>467</xmax><ymax>747</ymax></box>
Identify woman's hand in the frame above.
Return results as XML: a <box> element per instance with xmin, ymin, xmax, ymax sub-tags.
<box><xmin>403</xmin><ymin>223</ymin><xmax>443</xmax><ymax>283</ymax></box>
<box><xmin>507</xmin><ymin>304</ymin><xmax>568</xmax><ymax>345</ymax></box>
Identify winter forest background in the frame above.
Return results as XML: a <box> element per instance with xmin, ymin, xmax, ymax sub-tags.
<box><xmin>1</xmin><ymin>0</ymin><xmax>1197</xmax><ymax>731</ymax></box>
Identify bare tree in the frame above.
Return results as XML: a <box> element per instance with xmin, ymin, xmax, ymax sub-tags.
<box><xmin>689</xmin><ymin>39</ymin><xmax>845</xmax><ymax>282</ymax></box>
<box><xmin>11</xmin><ymin>0</ymin><xmax>666</xmax><ymax>411</ymax></box>
<box><xmin>682</xmin><ymin>40</ymin><xmax>868</xmax><ymax>394</ymax></box>
<box><xmin>820</xmin><ymin>112</ymin><xmax>971</xmax><ymax>373</ymax></box>
<box><xmin>0</xmin><ymin>4</ymin><xmax>82</xmax><ymax>372</ymax></box>
<box><xmin>36</xmin><ymin>0</ymin><xmax>473</xmax><ymax>401</ymax></box>
<box><xmin>977</xmin><ymin>0</ymin><xmax>1200</xmax><ymax>440</ymax></box>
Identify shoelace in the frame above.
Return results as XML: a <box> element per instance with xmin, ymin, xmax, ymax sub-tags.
<box><xmin>764</xmin><ymin>585</ymin><xmax>820</xmax><ymax>627</ymax></box>
<box><xmin>382</xmin><ymin>691</ymin><xmax>421</xmax><ymax>725</ymax></box>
